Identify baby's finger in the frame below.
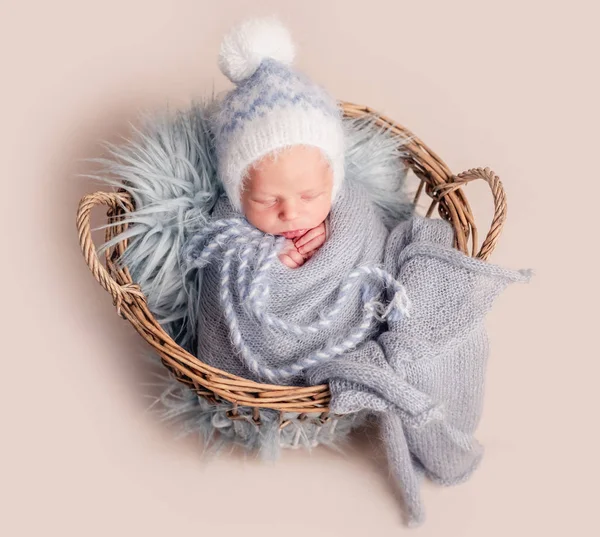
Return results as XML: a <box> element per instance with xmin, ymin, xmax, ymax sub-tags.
<box><xmin>294</xmin><ymin>227</ymin><xmax>324</xmax><ymax>248</ymax></box>
<box><xmin>297</xmin><ymin>234</ymin><xmax>326</xmax><ymax>255</ymax></box>
<box><xmin>287</xmin><ymin>248</ymin><xmax>305</xmax><ymax>266</ymax></box>
<box><xmin>279</xmin><ymin>252</ymin><xmax>301</xmax><ymax>269</ymax></box>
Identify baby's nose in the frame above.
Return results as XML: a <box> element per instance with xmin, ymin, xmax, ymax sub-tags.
<box><xmin>279</xmin><ymin>200</ymin><xmax>298</xmax><ymax>221</ymax></box>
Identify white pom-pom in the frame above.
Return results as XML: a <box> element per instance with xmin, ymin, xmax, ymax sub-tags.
<box><xmin>218</xmin><ymin>18</ymin><xmax>295</xmax><ymax>84</ymax></box>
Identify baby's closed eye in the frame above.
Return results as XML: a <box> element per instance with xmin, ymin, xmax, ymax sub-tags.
<box><xmin>252</xmin><ymin>197</ymin><xmax>277</xmax><ymax>207</ymax></box>
<box><xmin>301</xmin><ymin>192</ymin><xmax>324</xmax><ymax>201</ymax></box>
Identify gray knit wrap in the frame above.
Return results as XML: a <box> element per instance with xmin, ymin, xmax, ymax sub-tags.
<box><xmin>184</xmin><ymin>181</ymin><xmax>406</xmax><ymax>385</ymax></box>
<box><xmin>183</xmin><ymin>184</ymin><xmax>531</xmax><ymax>525</ymax></box>
<box><xmin>307</xmin><ymin>216</ymin><xmax>532</xmax><ymax>526</ymax></box>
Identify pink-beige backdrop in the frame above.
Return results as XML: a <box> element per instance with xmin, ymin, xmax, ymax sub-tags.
<box><xmin>2</xmin><ymin>1</ymin><xmax>597</xmax><ymax>535</ymax></box>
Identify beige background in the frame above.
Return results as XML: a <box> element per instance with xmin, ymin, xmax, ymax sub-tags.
<box><xmin>2</xmin><ymin>0</ymin><xmax>598</xmax><ymax>535</ymax></box>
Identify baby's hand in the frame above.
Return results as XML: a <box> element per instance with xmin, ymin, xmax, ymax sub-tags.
<box><xmin>294</xmin><ymin>223</ymin><xmax>327</xmax><ymax>257</ymax></box>
<box><xmin>278</xmin><ymin>223</ymin><xmax>327</xmax><ymax>269</ymax></box>
<box><xmin>279</xmin><ymin>240</ymin><xmax>307</xmax><ymax>269</ymax></box>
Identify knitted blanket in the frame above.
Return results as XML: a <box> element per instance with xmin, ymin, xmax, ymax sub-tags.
<box><xmin>307</xmin><ymin>216</ymin><xmax>532</xmax><ymax>526</ymax></box>
<box><xmin>184</xmin><ymin>181</ymin><xmax>410</xmax><ymax>385</ymax></box>
<box><xmin>183</xmin><ymin>181</ymin><xmax>531</xmax><ymax>525</ymax></box>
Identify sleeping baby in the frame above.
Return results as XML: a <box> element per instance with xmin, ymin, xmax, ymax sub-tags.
<box><xmin>210</xmin><ymin>17</ymin><xmax>345</xmax><ymax>272</ymax></box>
<box><xmin>185</xmin><ymin>17</ymin><xmax>405</xmax><ymax>384</ymax></box>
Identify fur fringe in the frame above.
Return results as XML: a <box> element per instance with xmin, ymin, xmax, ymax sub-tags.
<box><xmin>142</xmin><ymin>353</ymin><xmax>366</xmax><ymax>459</ymax></box>
<box><xmin>86</xmin><ymin>101</ymin><xmax>221</xmax><ymax>353</ymax></box>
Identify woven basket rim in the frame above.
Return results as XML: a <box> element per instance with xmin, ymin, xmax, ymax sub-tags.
<box><xmin>76</xmin><ymin>100</ymin><xmax>507</xmax><ymax>416</ymax></box>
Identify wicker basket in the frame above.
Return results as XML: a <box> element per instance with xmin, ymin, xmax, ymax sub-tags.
<box><xmin>76</xmin><ymin>101</ymin><xmax>506</xmax><ymax>427</ymax></box>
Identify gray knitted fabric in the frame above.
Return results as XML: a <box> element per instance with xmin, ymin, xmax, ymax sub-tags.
<box><xmin>185</xmin><ymin>180</ymin><xmax>393</xmax><ymax>385</ymax></box>
<box><xmin>307</xmin><ymin>216</ymin><xmax>532</xmax><ymax>526</ymax></box>
<box><xmin>184</xmin><ymin>183</ymin><xmax>531</xmax><ymax>525</ymax></box>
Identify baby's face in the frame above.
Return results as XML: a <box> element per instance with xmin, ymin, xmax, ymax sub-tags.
<box><xmin>241</xmin><ymin>145</ymin><xmax>333</xmax><ymax>238</ymax></box>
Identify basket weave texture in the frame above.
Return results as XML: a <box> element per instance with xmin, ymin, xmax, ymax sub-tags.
<box><xmin>76</xmin><ymin>101</ymin><xmax>506</xmax><ymax>422</ymax></box>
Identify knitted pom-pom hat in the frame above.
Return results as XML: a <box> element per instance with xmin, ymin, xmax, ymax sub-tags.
<box><xmin>212</xmin><ymin>18</ymin><xmax>345</xmax><ymax>212</ymax></box>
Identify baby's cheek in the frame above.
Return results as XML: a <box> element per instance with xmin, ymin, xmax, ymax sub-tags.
<box><xmin>246</xmin><ymin>208</ymin><xmax>277</xmax><ymax>234</ymax></box>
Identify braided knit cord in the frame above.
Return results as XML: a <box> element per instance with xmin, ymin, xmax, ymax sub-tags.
<box><xmin>186</xmin><ymin>218</ymin><xmax>410</xmax><ymax>383</ymax></box>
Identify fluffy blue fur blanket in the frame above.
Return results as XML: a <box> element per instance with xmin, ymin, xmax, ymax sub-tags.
<box><xmin>91</xmin><ymin>99</ymin><xmax>413</xmax><ymax>455</ymax></box>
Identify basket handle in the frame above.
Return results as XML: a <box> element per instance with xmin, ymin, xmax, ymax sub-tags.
<box><xmin>76</xmin><ymin>192</ymin><xmax>146</xmax><ymax>315</ymax></box>
<box><xmin>431</xmin><ymin>167</ymin><xmax>506</xmax><ymax>261</ymax></box>
<box><xmin>77</xmin><ymin>168</ymin><xmax>504</xmax><ymax>310</ymax></box>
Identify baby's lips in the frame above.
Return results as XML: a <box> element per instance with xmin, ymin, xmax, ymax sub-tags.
<box><xmin>281</xmin><ymin>229</ymin><xmax>307</xmax><ymax>239</ymax></box>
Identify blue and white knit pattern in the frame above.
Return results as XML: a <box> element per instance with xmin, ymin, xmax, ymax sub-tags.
<box><xmin>185</xmin><ymin>216</ymin><xmax>410</xmax><ymax>383</ymax></box>
<box><xmin>218</xmin><ymin>60</ymin><xmax>340</xmax><ymax>138</ymax></box>
<box><xmin>212</xmin><ymin>18</ymin><xmax>345</xmax><ymax>211</ymax></box>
